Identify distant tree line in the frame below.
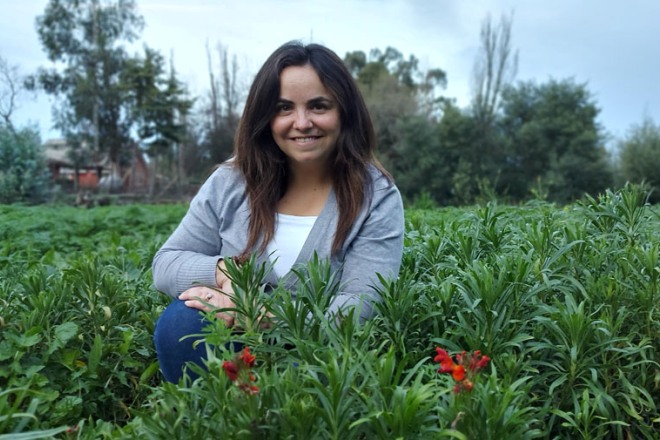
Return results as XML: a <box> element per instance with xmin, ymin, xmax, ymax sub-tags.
<box><xmin>347</xmin><ymin>13</ymin><xmax>613</xmax><ymax>205</ymax></box>
<box><xmin>0</xmin><ymin>2</ymin><xmax>658</xmax><ymax>204</ymax></box>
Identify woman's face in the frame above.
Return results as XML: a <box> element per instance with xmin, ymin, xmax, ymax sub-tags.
<box><xmin>270</xmin><ymin>64</ymin><xmax>341</xmax><ymax>170</ymax></box>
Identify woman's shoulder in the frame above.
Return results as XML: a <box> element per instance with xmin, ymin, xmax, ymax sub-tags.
<box><xmin>192</xmin><ymin>160</ymin><xmax>246</xmax><ymax>206</ymax></box>
<box><xmin>204</xmin><ymin>160</ymin><xmax>244</xmax><ymax>187</ymax></box>
<box><xmin>366</xmin><ymin>163</ymin><xmax>398</xmax><ymax>193</ymax></box>
<box><xmin>362</xmin><ymin>163</ymin><xmax>404</xmax><ymax>225</ymax></box>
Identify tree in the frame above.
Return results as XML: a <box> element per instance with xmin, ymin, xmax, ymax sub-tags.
<box><xmin>123</xmin><ymin>47</ymin><xmax>193</xmax><ymax>194</ymax></box>
<box><xmin>359</xmin><ymin>72</ymin><xmax>418</xmax><ymax>170</ymax></box>
<box><xmin>0</xmin><ymin>55</ymin><xmax>31</xmax><ymax>131</ymax></box>
<box><xmin>200</xmin><ymin>42</ymin><xmax>244</xmax><ymax>167</ymax></box>
<box><xmin>618</xmin><ymin>116</ymin><xmax>660</xmax><ymax>202</ymax></box>
<box><xmin>436</xmin><ymin>102</ymin><xmax>482</xmax><ymax>204</ymax></box>
<box><xmin>344</xmin><ymin>47</ymin><xmax>446</xmax><ymax>172</ymax></box>
<box><xmin>34</xmin><ymin>0</ymin><xmax>144</xmax><ymax>176</ymax></box>
<box><xmin>499</xmin><ymin>79</ymin><xmax>612</xmax><ymax>202</ymax></box>
<box><xmin>462</xmin><ymin>12</ymin><xmax>518</xmax><ymax>198</ymax></box>
<box><xmin>0</xmin><ymin>125</ymin><xmax>50</xmax><ymax>204</ymax></box>
<box><xmin>124</xmin><ymin>48</ymin><xmax>191</xmax><ymax>159</ymax></box>
<box><xmin>347</xmin><ymin>47</ymin><xmax>446</xmax><ymax>115</ymax></box>
<box><xmin>389</xmin><ymin>115</ymin><xmax>450</xmax><ymax>205</ymax></box>
<box><xmin>472</xmin><ymin>12</ymin><xmax>518</xmax><ymax>128</ymax></box>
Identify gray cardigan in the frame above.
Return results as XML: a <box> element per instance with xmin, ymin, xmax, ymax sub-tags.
<box><xmin>152</xmin><ymin>162</ymin><xmax>404</xmax><ymax>318</ymax></box>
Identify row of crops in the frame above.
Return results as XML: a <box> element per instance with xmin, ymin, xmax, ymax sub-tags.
<box><xmin>1</xmin><ymin>184</ymin><xmax>658</xmax><ymax>439</ymax></box>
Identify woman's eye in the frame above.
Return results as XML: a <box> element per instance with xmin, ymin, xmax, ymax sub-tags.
<box><xmin>276</xmin><ymin>103</ymin><xmax>292</xmax><ymax>113</ymax></box>
<box><xmin>310</xmin><ymin>102</ymin><xmax>329</xmax><ymax>112</ymax></box>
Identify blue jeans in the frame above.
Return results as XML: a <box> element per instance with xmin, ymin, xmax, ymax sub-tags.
<box><xmin>154</xmin><ymin>300</ymin><xmax>242</xmax><ymax>383</ymax></box>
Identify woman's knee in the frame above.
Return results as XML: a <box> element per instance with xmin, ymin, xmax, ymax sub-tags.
<box><xmin>154</xmin><ymin>300</ymin><xmax>206</xmax><ymax>347</ymax></box>
<box><xmin>154</xmin><ymin>300</ymin><xmax>208</xmax><ymax>382</ymax></box>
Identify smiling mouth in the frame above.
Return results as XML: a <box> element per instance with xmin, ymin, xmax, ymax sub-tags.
<box><xmin>292</xmin><ymin>136</ymin><xmax>321</xmax><ymax>143</ymax></box>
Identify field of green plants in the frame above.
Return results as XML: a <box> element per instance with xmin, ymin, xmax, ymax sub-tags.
<box><xmin>1</xmin><ymin>185</ymin><xmax>659</xmax><ymax>439</ymax></box>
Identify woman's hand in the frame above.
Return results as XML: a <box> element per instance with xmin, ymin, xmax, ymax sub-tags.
<box><xmin>179</xmin><ymin>286</ymin><xmax>236</xmax><ymax>328</ymax></box>
<box><xmin>179</xmin><ymin>259</ymin><xmax>236</xmax><ymax>327</ymax></box>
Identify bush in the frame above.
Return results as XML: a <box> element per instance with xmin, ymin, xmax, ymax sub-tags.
<box><xmin>0</xmin><ymin>124</ymin><xmax>51</xmax><ymax>204</ymax></box>
<box><xmin>618</xmin><ymin>116</ymin><xmax>660</xmax><ymax>203</ymax></box>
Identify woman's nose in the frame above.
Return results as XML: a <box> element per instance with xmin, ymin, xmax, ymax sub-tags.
<box><xmin>292</xmin><ymin>110</ymin><xmax>312</xmax><ymax>130</ymax></box>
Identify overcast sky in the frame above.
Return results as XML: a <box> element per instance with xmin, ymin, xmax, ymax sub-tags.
<box><xmin>2</xmin><ymin>0</ymin><xmax>659</xmax><ymax>147</ymax></box>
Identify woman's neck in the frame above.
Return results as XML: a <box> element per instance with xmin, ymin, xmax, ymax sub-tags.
<box><xmin>277</xmin><ymin>164</ymin><xmax>333</xmax><ymax>216</ymax></box>
<box><xmin>287</xmin><ymin>161</ymin><xmax>332</xmax><ymax>188</ymax></box>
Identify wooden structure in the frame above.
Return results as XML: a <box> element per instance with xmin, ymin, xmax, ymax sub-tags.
<box><xmin>43</xmin><ymin>138</ymin><xmax>149</xmax><ymax>193</ymax></box>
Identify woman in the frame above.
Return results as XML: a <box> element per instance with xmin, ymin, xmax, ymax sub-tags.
<box><xmin>153</xmin><ymin>41</ymin><xmax>404</xmax><ymax>383</ymax></box>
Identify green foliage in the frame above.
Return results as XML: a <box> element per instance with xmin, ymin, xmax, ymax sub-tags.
<box><xmin>434</xmin><ymin>103</ymin><xmax>480</xmax><ymax>204</ymax></box>
<box><xmin>441</xmin><ymin>372</ymin><xmax>541</xmax><ymax>439</ymax></box>
<box><xmin>618</xmin><ymin>116</ymin><xmax>660</xmax><ymax>202</ymax></box>
<box><xmin>348</xmin><ymin>40</ymin><xmax>614</xmax><ymax>207</ymax></box>
<box><xmin>410</xmin><ymin>78</ymin><xmax>614</xmax><ymax>205</ymax></box>
<box><xmin>1</xmin><ymin>185</ymin><xmax>659</xmax><ymax>438</ymax></box>
<box><xmin>344</xmin><ymin>46</ymin><xmax>447</xmax><ymax>181</ymax></box>
<box><xmin>123</xmin><ymin>46</ymin><xmax>193</xmax><ymax>161</ymax></box>
<box><xmin>498</xmin><ymin>78</ymin><xmax>613</xmax><ymax>203</ymax></box>
<box><xmin>390</xmin><ymin>115</ymin><xmax>449</xmax><ymax>205</ymax></box>
<box><xmin>0</xmin><ymin>203</ymin><xmax>183</xmax><ymax>435</ymax></box>
<box><xmin>0</xmin><ymin>125</ymin><xmax>50</xmax><ymax>204</ymax></box>
<box><xmin>346</xmin><ymin>47</ymin><xmax>446</xmax><ymax>93</ymax></box>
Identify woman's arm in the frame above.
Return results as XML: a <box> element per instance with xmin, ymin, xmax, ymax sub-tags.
<box><xmin>152</xmin><ymin>166</ymin><xmax>242</xmax><ymax>297</ymax></box>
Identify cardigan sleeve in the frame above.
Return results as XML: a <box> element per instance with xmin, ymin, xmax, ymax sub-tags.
<box><xmin>328</xmin><ymin>177</ymin><xmax>405</xmax><ymax>320</ymax></box>
<box><xmin>152</xmin><ymin>167</ymin><xmax>230</xmax><ymax>298</ymax></box>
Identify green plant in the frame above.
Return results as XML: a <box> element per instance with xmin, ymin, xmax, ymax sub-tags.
<box><xmin>1</xmin><ymin>190</ymin><xmax>658</xmax><ymax>438</ymax></box>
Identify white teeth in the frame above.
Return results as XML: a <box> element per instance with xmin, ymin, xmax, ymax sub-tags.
<box><xmin>295</xmin><ymin>137</ymin><xmax>317</xmax><ymax>143</ymax></box>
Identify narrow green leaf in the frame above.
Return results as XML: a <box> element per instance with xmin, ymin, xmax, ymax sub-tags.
<box><xmin>0</xmin><ymin>426</ymin><xmax>70</xmax><ymax>440</ymax></box>
<box><xmin>87</xmin><ymin>333</ymin><xmax>103</xmax><ymax>376</ymax></box>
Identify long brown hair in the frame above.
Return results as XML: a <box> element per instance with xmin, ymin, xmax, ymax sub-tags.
<box><xmin>234</xmin><ymin>41</ymin><xmax>390</xmax><ymax>256</ymax></box>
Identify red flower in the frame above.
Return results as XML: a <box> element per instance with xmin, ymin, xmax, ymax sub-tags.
<box><xmin>452</xmin><ymin>364</ymin><xmax>466</xmax><ymax>381</ymax></box>
<box><xmin>468</xmin><ymin>351</ymin><xmax>480</xmax><ymax>371</ymax></box>
<box><xmin>434</xmin><ymin>348</ymin><xmax>449</xmax><ymax>362</ymax></box>
<box><xmin>434</xmin><ymin>347</ymin><xmax>450</xmax><ymax>362</ymax></box>
<box><xmin>476</xmin><ymin>355</ymin><xmax>490</xmax><ymax>370</ymax></box>
<box><xmin>223</xmin><ymin>347</ymin><xmax>259</xmax><ymax>395</ymax></box>
<box><xmin>434</xmin><ymin>347</ymin><xmax>491</xmax><ymax>393</ymax></box>
<box><xmin>434</xmin><ymin>347</ymin><xmax>466</xmax><ymax>380</ymax></box>
<box><xmin>438</xmin><ymin>362</ymin><xmax>453</xmax><ymax>374</ymax></box>
<box><xmin>240</xmin><ymin>347</ymin><xmax>256</xmax><ymax>367</ymax></box>
<box><xmin>466</xmin><ymin>350</ymin><xmax>490</xmax><ymax>372</ymax></box>
<box><xmin>222</xmin><ymin>360</ymin><xmax>239</xmax><ymax>381</ymax></box>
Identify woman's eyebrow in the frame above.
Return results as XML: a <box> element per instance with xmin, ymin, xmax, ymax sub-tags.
<box><xmin>308</xmin><ymin>97</ymin><xmax>333</xmax><ymax>105</ymax></box>
<box><xmin>276</xmin><ymin>96</ymin><xmax>333</xmax><ymax>105</ymax></box>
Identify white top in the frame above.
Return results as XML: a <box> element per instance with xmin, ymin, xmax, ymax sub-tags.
<box><xmin>266</xmin><ymin>213</ymin><xmax>317</xmax><ymax>277</ymax></box>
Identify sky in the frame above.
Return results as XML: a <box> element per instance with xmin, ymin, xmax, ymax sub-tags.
<box><xmin>1</xmin><ymin>0</ymin><xmax>660</xmax><ymax>148</ymax></box>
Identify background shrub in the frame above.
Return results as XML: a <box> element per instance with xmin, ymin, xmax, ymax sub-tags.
<box><xmin>0</xmin><ymin>124</ymin><xmax>51</xmax><ymax>204</ymax></box>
